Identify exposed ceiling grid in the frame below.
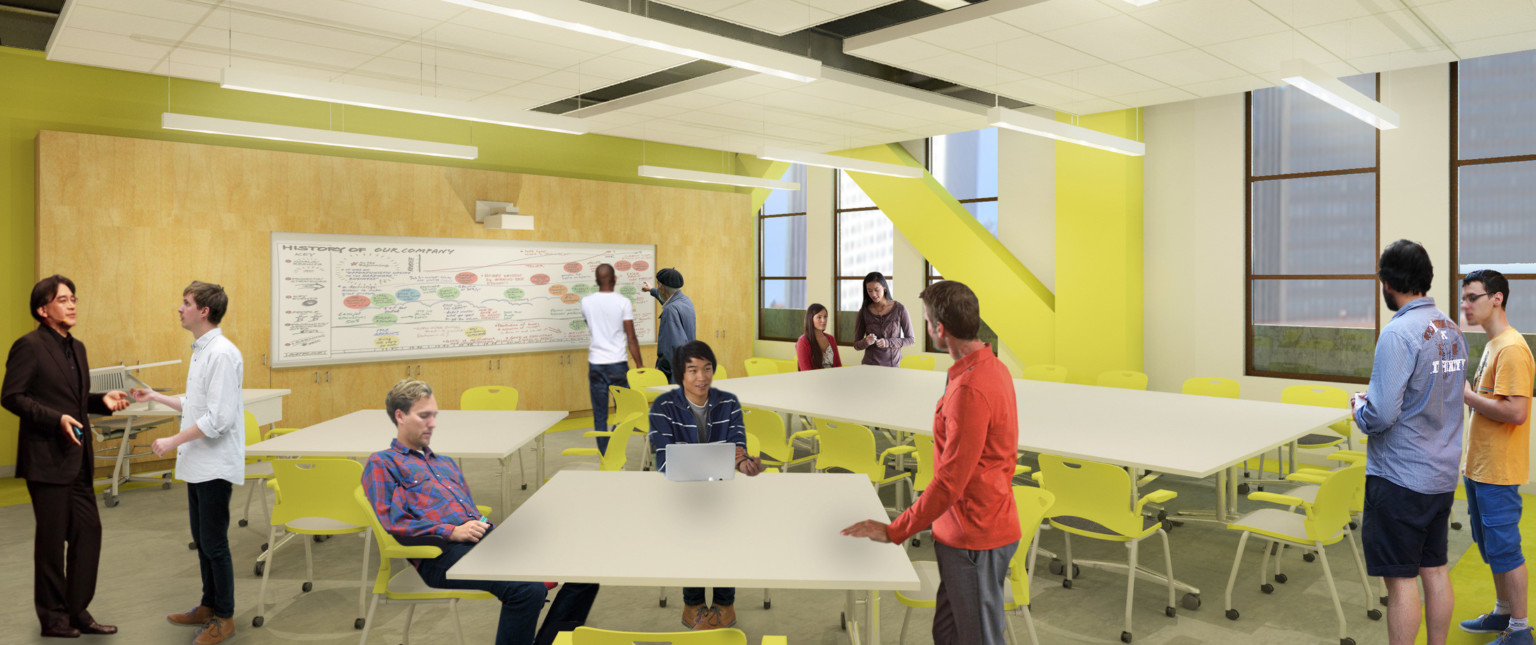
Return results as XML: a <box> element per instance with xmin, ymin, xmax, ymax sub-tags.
<box><xmin>654</xmin><ymin>0</ymin><xmax>900</xmax><ymax>36</ymax></box>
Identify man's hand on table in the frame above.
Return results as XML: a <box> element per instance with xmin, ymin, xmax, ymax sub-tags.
<box><xmin>449</xmin><ymin>519</ymin><xmax>490</xmax><ymax>543</ymax></box>
<box><xmin>840</xmin><ymin>519</ymin><xmax>892</xmax><ymax>543</ymax></box>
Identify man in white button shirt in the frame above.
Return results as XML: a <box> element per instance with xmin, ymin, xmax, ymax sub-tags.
<box><xmin>130</xmin><ymin>281</ymin><xmax>245</xmax><ymax>645</ymax></box>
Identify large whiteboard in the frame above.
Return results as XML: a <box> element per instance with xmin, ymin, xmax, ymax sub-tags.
<box><xmin>271</xmin><ymin>233</ymin><xmax>655</xmax><ymax>368</ymax></box>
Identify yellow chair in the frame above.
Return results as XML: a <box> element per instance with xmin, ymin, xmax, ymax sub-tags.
<box><xmin>628</xmin><ymin>367</ymin><xmax>669</xmax><ymax>403</ymax></box>
<box><xmin>560</xmin><ymin>386</ymin><xmax>646</xmax><ymax>472</ymax></box>
<box><xmin>814</xmin><ymin>418</ymin><xmax>916</xmax><ymax>509</ymax></box>
<box><xmin>551</xmin><ymin>626</ymin><xmax>785</xmax><ymax>644</ymax></box>
<box><xmin>1096</xmin><ymin>370</ymin><xmax>1149</xmax><ymax>390</ymax></box>
<box><xmin>1020</xmin><ymin>364</ymin><xmax>1068</xmax><ymax>383</ymax></box>
<box><xmin>462</xmin><ymin>385</ymin><xmax>528</xmax><ymax>490</ymax></box>
<box><xmin>897</xmin><ymin>486</ymin><xmax>1056</xmax><ymax>645</ymax></box>
<box><xmin>744</xmin><ymin>407</ymin><xmax>818</xmax><ymax>473</ymax></box>
<box><xmin>898</xmin><ymin>355</ymin><xmax>936</xmax><ymax>371</ymax></box>
<box><xmin>773</xmin><ymin>358</ymin><xmax>798</xmax><ymax>374</ymax></box>
<box><xmin>743</xmin><ymin>357</ymin><xmax>780</xmax><ymax>377</ymax></box>
<box><xmin>254</xmin><ymin>458</ymin><xmax>372</xmax><ymax>629</ymax></box>
<box><xmin>902</xmin><ymin>435</ymin><xmax>1029</xmax><ymax>547</ymax></box>
<box><xmin>239</xmin><ymin>411</ymin><xmax>274</xmax><ymax>531</ymax></box>
<box><xmin>1253</xmin><ymin>385</ymin><xmax>1352</xmax><ymax>487</ymax></box>
<box><xmin>1181</xmin><ymin>377</ymin><xmax>1240</xmax><ymax>399</ymax></box>
<box><xmin>1037</xmin><ymin>454</ymin><xmax>1180</xmax><ymax>643</ymax></box>
<box><xmin>1222</xmin><ymin>463</ymin><xmax>1377</xmax><ymax>643</ymax></box>
<box><xmin>715</xmin><ymin>363</ymin><xmax>730</xmax><ymax>380</ymax></box>
<box><xmin>353</xmin><ymin>488</ymin><xmax>497</xmax><ymax>644</ymax></box>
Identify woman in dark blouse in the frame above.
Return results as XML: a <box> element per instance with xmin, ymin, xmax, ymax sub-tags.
<box><xmin>851</xmin><ymin>272</ymin><xmax>913</xmax><ymax>367</ymax></box>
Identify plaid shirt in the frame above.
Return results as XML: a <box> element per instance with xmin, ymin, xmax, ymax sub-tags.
<box><xmin>363</xmin><ymin>438</ymin><xmax>480</xmax><ymax>550</ymax></box>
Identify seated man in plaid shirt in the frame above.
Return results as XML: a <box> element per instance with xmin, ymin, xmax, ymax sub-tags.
<box><xmin>363</xmin><ymin>378</ymin><xmax>599</xmax><ymax>645</ymax></box>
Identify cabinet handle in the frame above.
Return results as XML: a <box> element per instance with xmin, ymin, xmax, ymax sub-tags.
<box><xmin>417</xmin><ymin>365</ymin><xmax>422</xmax><ymax>376</ymax></box>
<box><xmin>314</xmin><ymin>371</ymin><xmax>318</xmax><ymax>384</ymax></box>
<box><xmin>497</xmin><ymin>359</ymin><xmax>501</xmax><ymax>370</ymax></box>
<box><xmin>326</xmin><ymin>370</ymin><xmax>330</xmax><ymax>383</ymax></box>
<box><xmin>263</xmin><ymin>353</ymin><xmax>268</xmax><ymax>366</ymax></box>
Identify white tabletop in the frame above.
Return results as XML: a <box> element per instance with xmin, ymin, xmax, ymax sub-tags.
<box><xmin>113</xmin><ymin>388</ymin><xmax>291</xmax><ymax>417</ymax></box>
<box><xmin>447</xmin><ymin>470</ymin><xmax>921</xmax><ymax>591</ymax></box>
<box><xmin>245</xmin><ymin>409</ymin><xmax>566</xmax><ymax>460</ymax></box>
<box><xmin>652</xmin><ymin>366</ymin><xmax>1348</xmax><ymax>479</ymax></box>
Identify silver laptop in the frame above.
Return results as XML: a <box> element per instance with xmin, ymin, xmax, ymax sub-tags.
<box><xmin>663</xmin><ymin>443</ymin><xmax>737</xmax><ymax>482</ymax></box>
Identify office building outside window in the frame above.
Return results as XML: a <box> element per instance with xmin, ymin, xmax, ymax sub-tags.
<box><xmin>924</xmin><ymin>128</ymin><xmax>1000</xmax><ymax>353</ymax></box>
<box><xmin>759</xmin><ymin>164</ymin><xmax>807</xmax><ymax>341</ymax></box>
<box><xmin>835</xmin><ymin>171</ymin><xmax>895</xmax><ymax>342</ymax></box>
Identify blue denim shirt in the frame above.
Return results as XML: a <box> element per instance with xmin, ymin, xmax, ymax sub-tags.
<box><xmin>1354</xmin><ymin>297</ymin><xmax>1467</xmax><ymax>494</ymax></box>
<box><xmin>649</xmin><ymin>288</ymin><xmax>696</xmax><ymax>367</ymax></box>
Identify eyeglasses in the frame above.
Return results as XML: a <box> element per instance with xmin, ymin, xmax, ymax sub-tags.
<box><xmin>1462</xmin><ymin>292</ymin><xmax>1490</xmax><ymax>304</ymax></box>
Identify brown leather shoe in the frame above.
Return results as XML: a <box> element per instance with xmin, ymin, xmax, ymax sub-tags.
<box><xmin>713</xmin><ymin>604</ymin><xmax>737</xmax><ymax>629</ymax></box>
<box><xmin>681</xmin><ymin>603</ymin><xmax>706</xmax><ymax>629</ymax></box>
<box><xmin>41</xmin><ymin>625</ymin><xmax>80</xmax><ymax>638</ymax></box>
<box><xmin>71</xmin><ymin>620</ymin><xmax>117</xmax><ymax>635</ymax></box>
<box><xmin>193</xmin><ymin>617</ymin><xmax>235</xmax><ymax>645</ymax></box>
<box><xmin>692</xmin><ymin>606</ymin><xmax>725</xmax><ymax>631</ymax></box>
<box><xmin>167</xmin><ymin>606</ymin><xmax>213</xmax><ymax>627</ymax></box>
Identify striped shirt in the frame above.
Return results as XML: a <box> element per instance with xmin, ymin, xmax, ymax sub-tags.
<box><xmin>1354</xmin><ymin>297</ymin><xmax>1467</xmax><ymax>494</ymax></box>
<box><xmin>648</xmin><ymin>387</ymin><xmax>745</xmax><ymax>473</ymax></box>
<box><xmin>363</xmin><ymin>438</ymin><xmax>479</xmax><ymax>556</ymax></box>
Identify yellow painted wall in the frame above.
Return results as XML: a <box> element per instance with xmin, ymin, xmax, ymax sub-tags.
<box><xmin>1053</xmin><ymin>110</ymin><xmax>1144</xmax><ymax>384</ymax></box>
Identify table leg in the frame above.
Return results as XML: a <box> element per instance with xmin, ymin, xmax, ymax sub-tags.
<box><xmin>844</xmin><ymin>590</ymin><xmax>860</xmax><ymax>645</ymax></box>
<box><xmin>1228</xmin><ymin>465</ymin><xmax>1239</xmax><ymax>518</ymax></box>
<box><xmin>1289</xmin><ymin>440</ymin><xmax>1299</xmax><ymax>475</ymax></box>
<box><xmin>536</xmin><ymin>434</ymin><xmax>547</xmax><ymax>490</ymax></box>
<box><xmin>1216</xmin><ymin>469</ymin><xmax>1228</xmax><ymax>523</ymax></box>
<box><xmin>499</xmin><ymin>454</ymin><xmax>513</xmax><ymax>521</ymax></box>
<box><xmin>109</xmin><ymin>417</ymin><xmax>136</xmax><ymax>505</ymax></box>
<box><xmin>867</xmin><ymin>589</ymin><xmax>880</xmax><ymax>645</ymax></box>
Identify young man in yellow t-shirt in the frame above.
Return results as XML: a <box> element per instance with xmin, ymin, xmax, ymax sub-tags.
<box><xmin>1458</xmin><ymin>269</ymin><xmax>1535</xmax><ymax>645</ymax></box>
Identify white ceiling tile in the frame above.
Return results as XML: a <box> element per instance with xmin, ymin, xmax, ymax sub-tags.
<box><xmin>656</xmin><ymin>0</ymin><xmax>746</xmax><ymax>14</ymax></box>
<box><xmin>48</xmin><ymin>44</ymin><xmax>162</xmax><ymax>73</ymax></box>
<box><xmin>917</xmin><ymin>17</ymin><xmax>1030</xmax><ymax>51</ymax></box>
<box><xmin>235</xmin><ymin>12</ymin><xmax>403</xmax><ymax>57</ymax></box>
<box><xmin>992</xmin><ymin>0</ymin><xmax>1122</xmax><ymax>35</ymax></box>
<box><xmin>1201</xmin><ymin>31</ymin><xmax>1342</xmax><ymax>77</ymax></box>
<box><xmin>848</xmin><ymin>39</ymin><xmax>954</xmax><ymax>66</ymax></box>
<box><xmin>1132</xmin><ymin>0</ymin><xmax>1290</xmax><ymax>47</ymax></box>
<box><xmin>1108</xmin><ymin>86</ymin><xmax>1199</xmax><ymax>107</ymax></box>
<box><xmin>429</xmin><ymin>51</ymin><xmax>555</xmax><ymax>83</ymax></box>
<box><xmin>1248</xmin><ymin>0</ymin><xmax>1386</xmax><ymax>30</ymax></box>
<box><xmin>51</xmin><ymin>27</ymin><xmax>172</xmax><ymax>61</ymax></box>
<box><xmin>715</xmin><ymin>0</ymin><xmax>835</xmax><ymax>35</ymax></box>
<box><xmin>1043</xmin><ymin>64</ymin><xmax>1167</xmax><ymax>96</ymax></box>
<box><xmin>1454</xmin><ymin>30</ymin><xmax>1536</xmax><ymax>59</ymax></box>
<box><xmin>1053</xmin><ymin>97</ymin><xmax>1132</xmax><ymax>115</ymax></box>
<box><xmin>66</xmin><ymin>6</ymin><xmax>197</xmax><ymax>40</ymax></box>
<box><xmin>985</xmin><ymin>34</ymin><xmax>1105</xmax><ymax>77</ymax></box>
<box><xmin>993</xmin><ymin>76</ymin><xmax>1098</xmax><ymax>107</ymax></box>
<box><xmin>1042</xmin><ymin>14</ymin><xmax>1189</xmax><ymax>62</ymax></box>
<box><xmin>1413</xmin><ymin>0</ymin><xmax>1536</xmax><ymax>43</ymax></box>
<box><xmin>1181</xmin><ymin>74</ymin><xmax>1270</xmax><ymax>97</ymax></box>
<box><xmin>78</xmin><ymin>0</ymin><xmax>212</xmax><ymax>24</ymax></box>
<box><xmin>1347</xmin><ymin>47</ymin><xmax>1458</xmax><ymax>74</ymax></box>
<box><xmin>1299</xmin><ymin>10</ymin><xmax>1445</xmax><ymax>59</ymax></box>
<box><xmin>1119</xmin><ymin>48</ymin><xmax>1247</xmax><ymax>86</ymax></box>
<box><xmin>341</xmin><ymin>0</ymin><xmax>465</xmax><ymax>22</ymax></box>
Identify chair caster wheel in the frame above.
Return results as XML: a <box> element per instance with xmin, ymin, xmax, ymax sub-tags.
<box><xmin>1256</xmin><ymin>485</ymin><xmax>1265</xmax><ymax>492</ymax></box>
<box><xmin>1349</xmin><ymin>521</ymin><xmax>1358</xmax><ymax>530</ymax></box>
<box><xmin>1261</xmin><ymin>583</ymin><xmax>1274</xmax><ymax>594</ymax></box>
<box><xmin>1226</xmin><ymin>608</ymin><xmax>1239</xmax><ymax>620</ymax></box>
<box><xmin>840</xmin><ymin>612</ymin><xmax>846</xmax><ymax>630</ymax></box>
<box><xmin>1237</xmin><ymin>483</ymin><xmax>1250</xmax><ymax>494</ymax></box>
<box><xmin>162</xmin><ymin>482</ymin><xmax>173</xmax><ymax>490</ymax></box>
<box><xmin>355</xmin><ymin>618</ymin><xmax>365</xmax><ymax>629</ymax></box>
<box><xmin>188</xmin><ymin>541</ymin><xmax>197</xmax><ymax>550</ymax></box>
<box><xmin>1452</xmin><ymin>521</ymin><xmax>1464</xmax><ymax>530</ymax></box>
<box><xmin>239</xmin><ymin>519</ymin><xmax>248</xmax><ymax>527</ymax></box>
<box><xmin>1379</xmin><ymin>595</ymin><xmax>1388</xmax><ymax>606</ymax></box>
<box><xmin>1121</xmin><ymin>631</ymin><xmax>1133</xmax><ymax>643</ymax></box>
<box><xmin>261</xmin><ymin>542</ymin><xmax>269</xmax><ymax>552</ymax></box>
<box><xmin>1182</xmin><ymin>593</ymin><xmax>1201</xmax><ymax>610</ymax></box>
<box><xmin>1062</xmin><ymin>579</ymin><xmax>1073</xmax><ymax>589</ymax></box>
<box><xmin>1165</xmin><ymin>606</ymin><xmax>1176</xmax><ymax>618</ymax></box>
<box><xmin>314</xmin><ymin>535</ymin><xmax>328</xmax><ymax>543</ymax></box>
<box><xmin>1341</xmin><ymin>638</ymin><xmax>1355</xmax><ymax>645</ymax></box>
<box><xmin>764</xmin><ymin>600</ymin><xmax>771</xmax><ymax>609</ymax></box>
<box><xmin>1367</xmin><ymin>609</ymin><xmax>1382</xmax><ymax>621</ymax></box>
<box><xmin>521</xmin><ymin>484</ymin><xmax>528</xmax><ymax>490</ymax></box>
<box><xmin>659</xmin><ymin>598</ymin><xmax>667</xmax><ymax>607</ymax></box>
<box><xmin>1303</xmin><ymin>552</ymin><xmax>1316</xmax><ymax>563</ymax></box>
<box><xmin>1274</xmin><ymin>573</ymin><xmax>1288</xmax><ymax>584</ymax></box>
<box><xmin>302</xmin><ymin>582</ymin><xmax>313</xmax><ymax>592</ymax></box>
<box><xmin>104</xmin><ymin>494</ymin><xmax>119</xmax><ymax>508</ymax></box>
<box><xmin>252</xmin><ymin>616</ymin><xmax>264</xmax><ymax>628</ymax></box>
<box><xmin>254</xmin><ymin>562</ymin><xmax>265</xmax><ymax>576</ymax></box>
<box><xmin>1048</xmin><ymin>559</ymin><xmax>1063</xmax><ymax>575</ymax></box>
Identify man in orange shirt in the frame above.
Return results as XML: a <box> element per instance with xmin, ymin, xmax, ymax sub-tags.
<box><xmin>1456</xmin><ymin>269</ymin><xmax>1535</xmax><ymax>645</ymax></box>
<box><xmin>841</xmin><ymin>280</ymin><xmax>1019</xmax><ymax>645</ymax></box>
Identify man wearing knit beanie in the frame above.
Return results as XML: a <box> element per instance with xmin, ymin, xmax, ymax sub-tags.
<box><xmin>642</xmin><ymin>268</ymin><xmax>696</xmax><ymax>384</ymax></box>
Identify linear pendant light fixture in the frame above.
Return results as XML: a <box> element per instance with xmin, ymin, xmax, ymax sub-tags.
<box><xmin>161</xmin><ymin>113</ymin><xmax>479</xmax><ymax>159</ymax></box>
<box><xmin>221</xmin><ymin>68</ymin><xmax>588</xmax><ymax>135</ymax></box>
<box><xmin>437</xmin><ymin>0</ymin><xmax>820</xmax><ymax>83</ymax></box>
<box><xmin>638</xmin><ymin>165</ymin><xmax>801</xmax><ymax>190</ymax></box>
<box><xmin>986</xmin><ymin>106</ymin><xmax>1145</xmax><ymax>156</ymax></box>
<box><xmin>1280</xmin><ymin>59</ymin><xmax>1399</xmax><ymax>130</ymax></box>
<box><xmin>757</xmin><ymin>146</ymin><xmax>923</xmax><ymax>179</ymax></box>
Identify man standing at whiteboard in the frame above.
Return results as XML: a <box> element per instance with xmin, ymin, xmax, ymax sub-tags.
<box><xmin>581</xmin><ymin>263</ymin><xmax>644</xmax><ymax>455</ymax></box>
<box><xmin>641</xmin><ymin>268</ymin><xmax>696</xmax><ymax>385</ymax></box>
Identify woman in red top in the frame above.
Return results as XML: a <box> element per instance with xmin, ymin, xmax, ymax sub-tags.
<box><xmin>795</xmin><ymin>304</ymin><xmax>842</xmax><ymax>371</ymax></box>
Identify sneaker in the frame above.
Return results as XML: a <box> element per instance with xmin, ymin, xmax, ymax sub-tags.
<box><xmin>713</xmin><ymin>604</ymin><xmax>737</xmax><ymax>629</ymax></box>
<box><xmin>691</xmin><ymin>606</ymin><xmax>724</xmax><ymax>631</ymax></box>
<box><xmin>166</xmin><ymin>606</ymin><xmax>213</xmax><ymax>627</ymax></box>
<box><xmin>193</xmin><ymin>617</ymin><xmax>234</xmax><ymax>645</ymax></box>
<box><xmin>1464</xmin><ymin>613</ymin><xmax>1514</xmax><ymax>634</ymax></box>
<box><xmin>1488</xmin><ymin>628</ymin><xmax>1536</xmax><ymax>645</ymax></box>
<box><xmin>681</xmin><ymin>603</ymin><xmax>706</xmax><ymax>629</ymax></box>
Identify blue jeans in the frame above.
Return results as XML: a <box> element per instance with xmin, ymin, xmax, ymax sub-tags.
<box><xmin>588</xmin><ymin>362</ymin><xmax>630</xmax><ymax>455</ymax></box>
<box><xmin>188</xmin><ymin>480</ymin><xmax>235</xmax><ymax>618</ymax></box>
<box><xmin>683</xmin><ymin>586</ymin><xmax>734</xmax><ymax>606</ymax></box>
<box><xmin>417</xmin><ymin>542</ymin><xmax>599</xmax><ymax>645</ymax></box>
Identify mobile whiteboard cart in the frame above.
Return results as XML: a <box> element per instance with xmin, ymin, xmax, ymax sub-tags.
<box><xmin>88</xmin><ymin>361</ymin><xmax>179</xmax><ymax>507</ymax></box>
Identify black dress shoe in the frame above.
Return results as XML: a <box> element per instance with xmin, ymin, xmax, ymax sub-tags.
<box><xmin>73</xmin><ymin>621</ymin><xmax>117</xmax><ymax>635</ymax></box>
<box><xmin>41</xmin><ymin>625</ymin><xmax>81</xmax><ymax>638</ymax></box>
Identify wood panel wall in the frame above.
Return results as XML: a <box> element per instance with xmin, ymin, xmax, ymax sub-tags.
<box><xmin>35</xmin><ymin>131</ymin><xmax>753</xmax><ymax>476</ymax></box>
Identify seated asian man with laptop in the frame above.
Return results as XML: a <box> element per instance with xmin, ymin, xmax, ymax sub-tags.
<box><xmin>648</xmin><ymin>339</ymin><xmax>764</xmax><ymax>629</ymax></box>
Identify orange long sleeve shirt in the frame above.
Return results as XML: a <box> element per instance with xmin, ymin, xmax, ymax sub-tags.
<box><xmin>886</xmin><ymin>346</ymin><xmax>1021</xmax><ymax>550</ymax></box>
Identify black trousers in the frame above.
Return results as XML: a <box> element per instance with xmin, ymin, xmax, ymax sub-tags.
<box><xmin>188</xmin><ymin>480</ymin><xmax>235</xmax><ymax>618</ymax></box>
<box><xmin>26</xmin><ymin>466</ymin><xmax>103</xmax><ymax>630</ymax></box>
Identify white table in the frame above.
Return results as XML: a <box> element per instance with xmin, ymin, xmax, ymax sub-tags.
<box><xmin>246</xmin><ymin>409</ymin><xmax>567</xmax><ymax>519</ymax></box>
<box><xmin>448</xmin><ymin>470</ymin><xmax>920</xmax><ymax>645</ymax></box>
<box><xmin>95</xmin><ymin>388</ymin><xmax>290</xmax><ymax>507</ymax></box>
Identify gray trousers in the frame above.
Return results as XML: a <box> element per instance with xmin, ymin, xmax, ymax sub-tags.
<box><xmin>933</xmin><ymin>540</ymin><xmax>1019</xmax><ymax>645</ymax></box>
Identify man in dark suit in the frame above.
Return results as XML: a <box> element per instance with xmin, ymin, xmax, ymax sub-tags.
<box><xmin>2</xmin><ymin>274</ymin><xmax>129</xmax><ymax>638</ymax></box>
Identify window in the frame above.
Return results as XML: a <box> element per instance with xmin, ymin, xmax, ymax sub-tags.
<box><xmin>835</xmin><ymin>170</ymin><xmax>895</xmax><ymax>342</ymax></box>
<box><xmin>1452</xmin><ymin>51</ymin><xmax>1536</xmax><ymax>361</ymax></box>
<box><xmin>924</xmin><ymin>129</ymin><xmax>1001</xmax><ymax>352</ymax></box>
<box><xmin>1246</xmin><ymin>74</ymin><xmax>1381</xmax><ymax>382</ymax></box>
<box><xmin>758</xmin><ymin>164</ymin><xmax>807</xmax><ymax>341</ymax></box>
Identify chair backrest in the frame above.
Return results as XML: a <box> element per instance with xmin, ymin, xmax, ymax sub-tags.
<box><xmin>1020</xmin><ymin>364</ymin><xmax>1068</xmax><ymax>383</ymax></box>
<box><xmin>1096</xmin><ymin>370</ymin><xmax>1149</xmax><ymax>390</ymax></box>
<box><xmin>1181</xmin><ymin>377</ymin><xmax>1240</xmax><ymax>399</ymax></box>
<box><xmin>1306</xmin><ymin>463</ymin><xmax>1366</xmax><ymax>542</ymax></box>
<box><xmin>1281</xmin><ymin>384</ymin><xmax>1352</xmax><ymax>438</ymax></box>
<box><xmin>599</xmin><ymin>386</ymin><xmax>648</xmax><ymax>471</ymax></box>
<box><xmin>567</xmin><ymin>626</ymin><xmax>749</xmax><ymax>644</ymax></box>
<box><xmin>714</xmin><ymin>363</ymin><xmax>729</xmax><ymax>380</ymax></box>
<box><xmin>774</xmin><ymin>358</ymin><xmax>799</xmax><ymax>374</ymax></box>
<box><xmin>912</xmin><ymin>434</ymin><xmax>936</xmax><ymax>492</ymax></box>
<box><xmin>627</xmin><ymin>368</ymin><xmax>668</xmax><ymax>392</ymax></box>
<box><xmin>1008</xmin><ymin>486</ymin><xmax>1056</xmax><ymax>607</ymax></box>
<box><xmin>898</xmin><ymin>355</ymin><xmax>936</xmax><ymax>371</ymax></box>
<box><xmin>243</xmin><ymin>411</ymin><xmax>265</xmax><ymax>465</ymax></box>
<box><xmin>270</xmin><ymin>458</ymin><xmax>369</xmax><ymax>527</ymax></box>
<box><xmin>353</xmin><ymin>487</ymin><xmax>439</xmax><ymax>594</ymax></box>
<box><xmin>814</xmin><ymin>418</ymin><xmax>880</xmax><ymax>481</ymax></box>
<box><xmin>461</xmin><ymin>385</ymin><xmax>520</xmax><ymax>411</ymax></box>
<box><xmin>743</xmin><ymin>358</ymin><xmax>779</xmax><ymax>377</ymax></box>
<box><xmin>743</xmin><ymin>407</ymin><xmax>791</xmax><ymax>463</ymax></box>
<box><xmin>612</xmin><ymin>383</ymin><xmax>650</xmax><ymax>434</ymax></box>
<box><xmin>1037</xmin><ymin>454</ymin><xmax>1142</xmax><ymax>537</ymax></box>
